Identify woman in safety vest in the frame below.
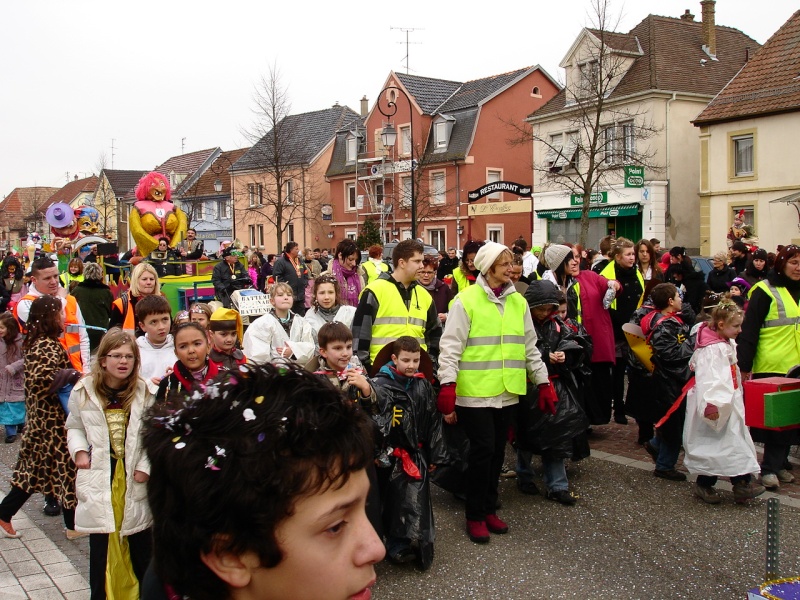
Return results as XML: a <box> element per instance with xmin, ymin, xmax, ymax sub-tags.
<box><xmin>109</xmin><ymin>262</ymin><xmax>161</xmax><ymax>338</ymax></box>
<box><xmin>737</xmin><ymin>244</ymin><xmax>800</xmax><ymax>490</ymax></box>
<box><xmin>449</xmin><ymin>240</ymin><xmax>484</xmax><ymax>295</ymax></box>
<box><xmin>437</xmin><ymin>241</ymin><xmax>552</xmax><ymax>544</ymax></box>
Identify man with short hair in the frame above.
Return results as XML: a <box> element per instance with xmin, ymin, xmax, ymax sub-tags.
<box><xmin>177</xmin><ymin>228</ymin><xmax>204</xmax><ymax>275</ymax></box>
<box><xmin>352</xmin><ymin>239</ymin><xmax>441</xmax><ymax>372</ymax></box>
<box><xmin>437</xmin><ymin>247</ymin><xmax>459</xmax><ymax>280</ymax></box>
<box><xmin>514</xmin><ymin>238</ymin><xmax>538</xmax><ymax>278</ymax></box>
<box><xmin>15</xmin><ymin>257</ymin><xmax>90</xmax><ymax>374</ymax></box>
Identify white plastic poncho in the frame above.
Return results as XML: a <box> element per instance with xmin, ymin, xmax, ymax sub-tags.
<box><xmin>682</xmin><ymin>327</ymin><xmax>760</xmax><ymax>477</ymax></box>
<box><xmin>242</xmin><ymin>311</ymin><xmax>317</xmax><ymax>366</ymax></box>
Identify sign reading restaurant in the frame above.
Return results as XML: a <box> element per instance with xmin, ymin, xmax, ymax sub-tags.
<box><xmin>468</xmin><ymin>181</ymin><xmax>532</xmax><ymax>202</ymax></box>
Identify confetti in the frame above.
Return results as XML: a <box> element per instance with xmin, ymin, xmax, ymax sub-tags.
<box><xmin>257</xmin><ymin>432</ymin><xmax>266</xmax><ymax>443</ymax></box>
<box><xmin>175</xmin><ymin>442</ymin><xmax>186</xmax><ymax>449</ymax></box>
<box><xmin>255</xmin><ymin>396</ymin><xmax>264</xmax><ymax>404</ymax></box>
<box><xmin>205</xmin><ymin>457</ymin><xmax>220</xmax><ymax>471</ymax></box>
<box><xmin>243</xmin><ymin>408</ymin><xmax>256</xmax><ymax>421</ymax></box>
<box><xmin>215</xmin><ymin>446</ymin><xmax>226</xmax><ymax>457</ymax></box>
<box><xmin>172</xmin><ymin>436</ymin><xmax>181</xmax><ymax>443</ymax></box>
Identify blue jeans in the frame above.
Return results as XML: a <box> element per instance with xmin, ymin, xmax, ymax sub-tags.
<box><xmin>649</xmin><ymin>436</ymin><xmax>680</xmax><ymax>471</ymax></box>
<box><xmin>516</xmin><ymin>450</ymin><xmax>569</xmax><ymax>492</ymax></box>
<box><xmin>4</xmin><ymin>424</ymin><xmax>16</xmax><ymax>436</ymax></box>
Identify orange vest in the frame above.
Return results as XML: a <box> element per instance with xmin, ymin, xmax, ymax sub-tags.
<box><xmin>14</xmin><ymin>293</ymin><xmax>83</xmax><ymax>371</ymax></box>
<box><xmin>112</xmin><ymin>293</ymin><xmax>136</xmax><ymax>336</ymax></box>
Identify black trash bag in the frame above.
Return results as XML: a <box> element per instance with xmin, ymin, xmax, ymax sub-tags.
<box><xmin>430</xmin><ymin>422</ymin><xmax>469</xmax><ymax>494</ymax></box>
<box><xmin>384</xmin><ymin>449</ymin><xmax>435</xmax><ymax>552</ymax></box>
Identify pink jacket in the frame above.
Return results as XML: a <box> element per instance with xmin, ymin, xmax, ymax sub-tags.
<box><xmin>575</xmin><ymin>270</ymin><xmax>616</xmax><ymax>364</ymax></box>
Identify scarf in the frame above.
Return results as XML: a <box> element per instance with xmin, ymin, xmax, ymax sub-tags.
<box><xmin>315</xmin><ymin>305</ymin><xmax>340</xmax><ymax>323</ymax></box>
<box><xmin>332</xmin><ymin>259</ymin><xmax>362</xmax><ymax>306</ymax></box>
<box><xmin>420</xmin><ymin>279</ymin><xmax>437</xmax><ymax>292</ymax></box>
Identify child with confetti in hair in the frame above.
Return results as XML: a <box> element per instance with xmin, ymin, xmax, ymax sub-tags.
<box><xmin>156</xmin><ymin>323</ymin><xmax>218</xmax><ymax>403</ymax></box>
<box><xmin>66</xmin><ymin>327</ymin><xmax>157</xmax><ymax>598</ymax></box>
<box><xmin>140</xmin><ymin>362</ymin><xmax>384</xmax><ymax>600</ymax></box>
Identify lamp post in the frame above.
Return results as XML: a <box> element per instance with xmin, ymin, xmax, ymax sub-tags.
<box><xmin>377</xmin><ymin>86</ymin><xmax>416</xmax><ymax>239</ymax></box>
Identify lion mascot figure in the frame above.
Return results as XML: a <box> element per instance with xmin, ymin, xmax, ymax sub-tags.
<box><xmin>130</xmin><ymin>171</ymin><xmax>188</xmax><ymax>258</ymax></box>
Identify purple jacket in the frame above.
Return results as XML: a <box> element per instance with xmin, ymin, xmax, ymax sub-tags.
<box><xmin>422</xmin><ymin>279</ymin><xmax>454</xmax><ymax>315</ymax></box>
<box><xmin>574</xmin><ymin>270</ymin><xmax>615</xmax><ymax>364</ymax></box>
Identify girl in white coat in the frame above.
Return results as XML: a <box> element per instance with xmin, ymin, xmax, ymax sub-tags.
<box><xmin>243</xmin><ymin>282</ymin><xmax>316</xmax><ymax>365</ymax></box>
<box><xmin>683</xmin><ymin>299</ymin><xmax>764</xmax><ymax>504</ymax></box>
<box><xmin>304</xmin><ymin>274</ymin><xmax>357</xmax><ymax>336</ymax></box>
<box><xmin>66</xmin><ymin>327</ymin><xmax>157</xmax><ymax>599</ymax></box>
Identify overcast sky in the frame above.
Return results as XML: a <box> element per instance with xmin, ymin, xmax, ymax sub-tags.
<box><xmin>1</xmin><ymin>0</ymin><xmax>795</xmax><ymax>197</ymax></box>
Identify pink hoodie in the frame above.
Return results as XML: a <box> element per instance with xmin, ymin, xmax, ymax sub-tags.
<box><xmin>694</xmin><ymin>322</ymin><xmax>728</xmax><ymax>349</ymax></box>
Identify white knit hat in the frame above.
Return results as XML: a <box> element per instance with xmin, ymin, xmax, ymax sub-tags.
<box><xmin>544</xmin><ymin>244</ymin><xmax>572</xmax><ymax>270</ymax></box>
<box><xmin>473</xmin><ymin>241</ymin><xmax>509</xmax><ymax>274</ymax></box>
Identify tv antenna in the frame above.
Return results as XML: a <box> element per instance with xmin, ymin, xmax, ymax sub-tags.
<box><xmin>390</xmin><ymin>27</ymin><xmax>423</xmax><ymax>74</ymax></box>
<box><xmin>111</xmin><ymin>138</ymin><xmax>116</xmax><ymax>169</ymax></box>
<box><xmin>181</xmin><ymin>137</ymin><xmax>187</xmax><ymax>154</ymax></box>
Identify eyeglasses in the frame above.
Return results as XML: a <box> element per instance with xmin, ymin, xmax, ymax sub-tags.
<box><xmin>419</xmin><ymin>271</ymin><xmax>435</xmax><ymax>276</ymax></box>
<box><xmin>106</xmin><ymin>354</ymin><xmax>135</xmax><ymax>362</ymax></box>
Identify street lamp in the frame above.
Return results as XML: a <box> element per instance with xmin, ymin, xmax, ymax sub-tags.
<box><xmin>377</xmin><ymin>85</ymin><xmax>416</xmax><ymax>238</ymax></box>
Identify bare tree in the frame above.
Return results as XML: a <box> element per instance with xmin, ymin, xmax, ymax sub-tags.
<box><xmin>240</xmin><ymin>65</ymin><xmax>327</xmax><ymax>250</ymax></box>
<box><xmin>512</xmin><ymin>0</ymin><xmax>662</xmax><ymax>247</ymax></box>
<box><xmin>92</xmin><ymin>152</ymin><xmax>117</xmax><ymax>238</ymax></box>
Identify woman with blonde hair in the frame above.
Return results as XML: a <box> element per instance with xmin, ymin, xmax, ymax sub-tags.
<box><xmin>110</xmin><ymin>262</ymin><xmax>161</xmax><ymax>337</ymax></box>
<box><xmin>67</xmin><ymin>327</ymin><xmax>156</xmax><ymax>597</ymax></box>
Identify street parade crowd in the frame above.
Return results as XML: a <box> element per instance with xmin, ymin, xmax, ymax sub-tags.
<box><xmin>0</xmin><ymin>227</ymin><xmax>796</xmax><ymax>600</ymax></box>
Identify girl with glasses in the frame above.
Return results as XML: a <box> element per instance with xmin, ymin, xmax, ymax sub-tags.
<box><xmin>66</xmin><ymin>327</ymin><xmax>156</xmax><ymax>598</ymax></box>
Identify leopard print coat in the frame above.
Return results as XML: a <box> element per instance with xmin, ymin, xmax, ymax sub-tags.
<box><xmin>12</xmin><ymin>337</ymin><xmax>77</xmax><ymax>509</ymax></box>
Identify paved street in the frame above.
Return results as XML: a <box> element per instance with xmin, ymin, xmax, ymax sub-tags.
<box><xmin>2</xmin><ymin>422</ymin><xmax>800</xmax><ymax>599</ymax></box>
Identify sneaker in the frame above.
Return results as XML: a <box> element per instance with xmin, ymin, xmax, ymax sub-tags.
<box><xmin>762</xmin><ymin>473</ymin><xmax>780</xmax><ymax>489</ymax></box>
<box><xmin>654</xmin><ymin>469</ymin><xmax>687</xmax><ymax>482</ymax></box>
<box><xmin>777</xmin><ymin>469</ymin><xmax>795</xmax><ymax>484</ymax></box>
<box><xmin>43</xmin><ymin>501</ymin><xmax>61</xmax><ymax>517</ymax></box>
<box><xmin>499</xmin><ymin>465</ymin><xmax>517</xmax><ymax>479</ymax></box>
<box><xmin>466</xmin><ymin>520</ymin><xmax>490</xmax><ymax>544</ymax></box>
<box><xmin>4</xmin><ymin>435</ymin><xmax>16</xmax><ymax>444</ymax></box>
<box><xmin>693</xmin><ymin>484</ymin><xmax>722</xmax><ymax>504</ymax></box>
<box><xmin>643</xmin><ymin>441</ymin><xmax>658</xmax><ymax>463</ymax></box>
<box><xmin>516</xmin><ymin>480</ymin><xmax>540</xmax><ymax>496</ymax></box>
<box><xmin>0</xmin><ymin>519</ymin><xmax>20</xmax><ymax>539</ymax></box>
<box><xmin>65</xmin><ymin>528</ymin><xmax>89</xmax><ymax>541</ymax></box>
<box><xmin>545</xmin><ymin>489</ymin><xmax>578</xmax><ymax>505</ymax></box>
<box><xmin>733</xmin><ymin>481</ymin><xmax>766</xmax><ymax>503</ymax></box>
<box><xmin>485</xmin><ymin>514</ymin><xmax>508</xmax><ymax>534</ymax></box>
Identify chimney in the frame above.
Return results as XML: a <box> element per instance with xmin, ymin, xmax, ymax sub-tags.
<box><xmin>360</xmin><ymin>95</ymin><xmax>369</xmax><ymax>117</ymax></box>
<box><xmin>701</xmin><ymin>0</ymin><xmax>716</xmax><ymax>57</ymax></box>
<box><xmin>73</xmin><ymin>174</ymin><xmax>78</xmax><ymax>181</ymax></box>
<box><xmin>680</xmin><ymin>9</ymin><xmax>695</xmax><ymax>21</ymax></box>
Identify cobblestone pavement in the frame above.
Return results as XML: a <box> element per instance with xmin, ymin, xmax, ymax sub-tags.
<box><xmin>1</xmin><ymin>420</ymin><xmax>800</xmax><ymax>598</ymax></box>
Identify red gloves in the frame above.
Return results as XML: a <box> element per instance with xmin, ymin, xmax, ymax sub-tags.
<box><xmin>437</xmin><ymin>383</ymin><xmax>456</xmax><ymax>414</ymax></box>
<box><xmin>537</xmin><ymin>383</ymin><xmax>558</xmax><ymax>415</ymax></box>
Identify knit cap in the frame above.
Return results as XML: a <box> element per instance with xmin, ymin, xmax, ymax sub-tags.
<box><xmin>209</xmin><ymin>307</ymin><xmax>243</xmax><ymax>344</ymax></box>
<box><xmin>544</xmin><ymin>244</ymin><xmax>572</xmax><ymax>270</ymax></box>
<box><xmin>473</xmin><ymin>241</ymin><xmax>508</xmax><ymax>275</ymax></box>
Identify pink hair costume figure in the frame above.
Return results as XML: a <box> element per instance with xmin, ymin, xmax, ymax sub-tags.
<box><xmin>130</xmin><ymin>171</ymin><xmax>188</xmax><ymax>257</ymax></box>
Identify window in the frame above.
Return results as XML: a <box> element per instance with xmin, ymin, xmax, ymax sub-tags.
<box><xmin>731</xmin><ymin>206</ymin><xmax>755</xmax><ymax>229</ymax></box>
<box><xmin>431</xmin><ymin>172</ymin><xmax>445</xmax><ymax>204</ymax></box>
<box><xmin>429</xmin><ymin>229</ymin><xmax>445</xmax><ymax>250</ymax></box>
<box><xmin>579</xmin><ymin>60</ymin><xmax>600</xmax><ymax>94</ymax></box>
<box><xmin>248</xmin><ymin>183</ymin><xmax>263</xmax><ymax>207</ymax></box>
<box><xmin>373</xmin><ymin>183</ymin><xmax>384</xmax><ymax>206</ymax></box>
<box><xmin>621</xmin><ymin>121</ymin><xmax>635</xmax><ymax>162</ymax></box>
<box><xmin>487</xmin><ymin>170</ymin><xmax>502</xmax><ymax>200</ymax></box>
<box><xmin>487</xmin><ymin>226</ymin><xmax>502</xmax><ymax>244</ymax></box>
<box><xmin>566</xmin><ymin>131</ymin><xmax>580</xmax><ymax>170</ymax></box>
<box><xmin>248</xmin><ymin>225</ymin><xmax>256</xmax><ymax>248</ymax></box>
<box><xmin>346</xmin><ymin>136</ymin><xmax>357</xmax><ymax>163</ymax></box>
<box><xmin>257</xmin><ymin>225</ymin><xmax>265</xmax><ymax>247</ymax></box>
<box><xmin>217</xmin><ymin>200</ymin><xmax>231</xmax><ymax>219</ymax></box>
<box><xmin>346</xmin><ymin>230</ymin><xmax>357</xmax><ymax>240</ymax></box>
<box><xmin>603</xmin><ymin>126</ymin><xmax>617</xmax><ymax>164</ymax></box>
<box><xmin>733</xmin><ymin>135</ymin><xmax>754</xmax><ymax>176</ymax></box>
<box><xmin>346</xmin><ymin>183</ymin><xmax>357</xmax><ymax>211</ymax></box>
<box><xmin>434</xmin><ymin>121</ymin><xmax>448</xmax><ymax>151</ymax></box>
<box><xmin>286</xmin><ymin>222</ymin><xmax>294</xmax><ymax>242</ymax></box>
<box><xmin>284</xmin><ymin>179</ymin><xmax>294</xmax><ymax>205</ymax></box>
<box><xmin>401</xmin><ymin>176</ymin><xmax>412</xmax><ymax>207</ymax></box>
<box><xmin>194</xmin><ymin>201</ymin><xmax>205</xmax><ymax>220</ymax></box>
<box><xmin>399</xmin><ymin>125</ymin><xmax>411</xmax><ymax>156</ymax></box>
<box><xmin>532</xmin><ymin>86</ymin><xmax>541</xmax><ymax>97</ymax></box>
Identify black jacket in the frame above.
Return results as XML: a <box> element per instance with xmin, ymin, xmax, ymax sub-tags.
<box><xmin>706</xmin><ymin>266</ymin><xmax>736</xmax><ymax>293</ymax></box>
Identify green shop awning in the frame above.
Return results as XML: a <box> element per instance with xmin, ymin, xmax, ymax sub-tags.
<box><xmin>535</xmin><ymin>203</ymin><xmax>641</xmax><ymax>221</ymax></box>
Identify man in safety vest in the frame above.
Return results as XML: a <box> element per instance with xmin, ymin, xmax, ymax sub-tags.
<box><xmin>360</xmin><ymin>244</ymin><xmax>389</xmax><ymax>284</ymax></box>
<box><xmin>352</xmin><ymin>239</ymin><xmax>441</xmax><ymax>373</ymax></box>
<box><xmin>15</xmin><ymin>257</ymin><xmax>90</xmax><ymax>374</ymax></box>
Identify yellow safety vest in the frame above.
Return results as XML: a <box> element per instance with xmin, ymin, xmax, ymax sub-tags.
<box><xmin>367</xmin><ymin>278</ymin><xmax>433</xmax><ymax>363</ymax></box>
<box><xmin>600</xmin><ymin>262</ymin><xmax>644</xmax><ymax>311</ymax></box>
<box><xmin>362</xmin><ymin>260</ymin><xmax>388</xmax><ymax>284</ymax></box>
<box><xmin>452</xmin><ymin>267</ymin><xmax>470</xmax><ymax>294</ymax></box>
<box><xmin>751</xmin><ymin>281</ymin><xmax>800</xmax><ymax>374</ymax></box>
<box><xmin>568</xmin><ymin>280</ymin><xmax>583</xmax><ymax>324</ymax></box>
<box><xmin>456</xmin><ymin>284</ymin><xmax>527</xmax><ymax>397</ymax></box>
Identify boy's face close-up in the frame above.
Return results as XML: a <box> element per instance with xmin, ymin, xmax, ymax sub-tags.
<box><xmin>244</xmin><ymin>468</ymin><xmax>384</xmax><ymax>600</ymax></box>
<box><xmin>392</xmin><ymin>350</ymin><xmax>421</xmax><ymax>377</ymax></box>
<box><xmin>211</xmin><ymin>329</ymin><xmax>238</xmax><ymax>353</ymax></box>
<box><xmin>140</xmin><ymin>313</ymin><xmax>171</xmax><ymax>345</ymax></box>
<box><xmin>320</xmin><ymin>339</ymin><xmax>353</xmax><ymax>371</ymax></box>
<box><xmin>531</xmin><ymin>304</ymin><xmax>556</xmax><ymax>322</ymax></box>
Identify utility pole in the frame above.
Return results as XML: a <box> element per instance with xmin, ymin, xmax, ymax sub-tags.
<box><xmin>390</xmin><ymin>27</ymin><xmax>422</xmax><ymax>74</ymax></box>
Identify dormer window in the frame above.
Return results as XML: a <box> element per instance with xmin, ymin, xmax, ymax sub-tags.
<box><xmin>433</xmin><ymin>115</ymin><xmax>454</xmax><ymax>153</ymax></box>
<box><xmin>346</xmin><ymin>136</ymin><xmax>357</xmax><ymax>163</ymax></box>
